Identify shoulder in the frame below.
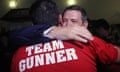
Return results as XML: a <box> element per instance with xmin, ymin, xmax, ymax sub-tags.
<box><xmin>89</xmin><ymin>36</ymin><xmax>116</xmax><ymax>50</ymax></box>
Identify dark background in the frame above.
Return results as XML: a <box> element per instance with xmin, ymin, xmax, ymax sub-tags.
<box><xmin>0</xmin><ymin>0</ymin><xmax>120</xmax><ymax>24</ymax></box>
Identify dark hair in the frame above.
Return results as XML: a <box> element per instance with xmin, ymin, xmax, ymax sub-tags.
<box><xmin>88</xmin><ymin>19</ymin><xmax>111</xmax><ymax>42</ymax></box>
<box><xmin>95</xmin><ymin>19</ymin><xmax>110</xmax><ymax>30</ymax></box>
<box><xmin>88</xmin><ymin>19</ymin><xmax>110</xmax><ymax>34</ymax></box>
<box><xmin>62</xmin><ymin>5</ymin><xmax>88</xmax><ymax>22</ymax></box>
<box><xmin>29</xmin><ymin>0</ymin><xmax>59</xmax><ymax>25</ymax></box>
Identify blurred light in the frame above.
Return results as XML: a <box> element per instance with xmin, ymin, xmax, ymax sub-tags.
<box><xmin>9</xmin><ymin>0</ymin><xmax>17</xmax><ymax>9</ymax></box>
<box><xmin>67</xmin><ymin>0</ymin><xmax>77</xmax><ymax>6</ymax></box>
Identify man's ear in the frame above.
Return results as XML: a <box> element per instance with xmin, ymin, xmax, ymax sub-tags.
<box><xmin>83</xmin><ymin>20</ymin><xmax>88</xmax><ymax>28</ymax></box>
<box><xmin>58</xmin><ymin>14</ymin><xmax>63</xmax><ymax>26</ymax></box>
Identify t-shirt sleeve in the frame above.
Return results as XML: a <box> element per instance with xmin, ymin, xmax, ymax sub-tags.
<box><xmin>89</xmin><ymin>36</ymin><xmax>118</xmax><ymax>64</ymax></box>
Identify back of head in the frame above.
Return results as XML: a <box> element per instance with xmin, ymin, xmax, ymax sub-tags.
<box><xmin>29</xmin><ymin>0</ymin><xmax>59</xmax><ymax>25</ymax></box>
<box><xmin>62</xmin><ymin>5</ymin><xmax>88</xmax><ymax>22</ymax></box>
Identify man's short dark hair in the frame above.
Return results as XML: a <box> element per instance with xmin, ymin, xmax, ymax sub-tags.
<box><xmin>62</xmin><ymin>5</ymin><xmax>88</xmax><ymax>22</ymax></box>
<box><xmin>29</xmin><ymin>0</ymin><xmax>59</xmax><ymax>25</ymax></box>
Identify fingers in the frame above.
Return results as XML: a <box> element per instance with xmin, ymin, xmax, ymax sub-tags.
<box><xmin>72</xmin><ymin>26</ymin><xmax>93</xmax><ymax>41</ymax></box>
<box><xmin>77</xmin><ymin>31</ymin><xmax>93</xmax><ymax>40</ymax></box>
<box><xmin>47</xmin><ymin>26</ymin><xmax>93</xmax><ymax>43</ymax></box>
<box><xmin>62</xmin><ymin>26</ymin><xmax>93</xmax><ymax>42</ymax></box>
<box><xmin>73</xmin><ymin>35</ymin><xmax>88</xmax><ymax>43</ymax></box>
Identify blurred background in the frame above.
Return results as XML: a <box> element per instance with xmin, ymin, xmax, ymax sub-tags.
<box><xmin>0</xmin><ymin>0</ymin><xmax>120</xmax><ymax>31</ymax></box>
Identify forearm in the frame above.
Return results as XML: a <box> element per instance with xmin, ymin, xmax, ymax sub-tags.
<box><xmin>47</xmin><ymin>25</ymin><xmax>93</xmax><ymax>43</ymax></box>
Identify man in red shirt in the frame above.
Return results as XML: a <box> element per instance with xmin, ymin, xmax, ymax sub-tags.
<box><xmin>11</xmin><ymin>38</ymin><xmax>118</xmax><ymax>72</ymax></box>
<box><xmin>11</xmin><ymin>0</ymin><xmax>120</xmax><ymax>72</ymax></box>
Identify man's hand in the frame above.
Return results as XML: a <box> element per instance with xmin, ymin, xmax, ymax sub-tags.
<box><xmin>48</xmin><ymin>25</ymin><xmax>93</xmax><ymax>43</ymax></box>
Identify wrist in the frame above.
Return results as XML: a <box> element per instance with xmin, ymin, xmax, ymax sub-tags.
<box><xmin>43</xmin><ymin>26</ymin><xmax>57</xmax><ymax>39</ymax></box>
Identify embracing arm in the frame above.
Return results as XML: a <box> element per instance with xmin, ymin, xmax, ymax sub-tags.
<box><xmin>47</xmin><ymin>25</ymin><xmax>93</xmax><ymax>43</ymax></box>
<box><xmin>89</xmin><ymin>36</ymin><xmax>120</xmax><ymax>64</ymax></box>
<box><xmin>9</xmin><ymin>24</ymin><xmax>93</xmax><ymax>51</ymax></box>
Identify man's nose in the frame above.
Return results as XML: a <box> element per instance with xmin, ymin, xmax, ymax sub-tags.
<box><xmin>66</xmin><ymin>20</ymin><xmax>72</xmax><ymax>26</ymax></box>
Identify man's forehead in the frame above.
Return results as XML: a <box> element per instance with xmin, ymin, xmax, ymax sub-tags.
<box><xmin>64</xmin><ymin>10</ymin><xmax>81</xmax><ymax>14</ymax></box>
<box><xmin>63</xmin><ymin>10</ymin><xmax>82</xmax><ymax>18</ymax></box>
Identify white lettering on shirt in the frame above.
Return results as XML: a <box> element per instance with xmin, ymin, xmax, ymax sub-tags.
<box><xmin>19</xmin><ymin>40</ymin><xmax>78</xmax><ymax>72</ymax></box>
